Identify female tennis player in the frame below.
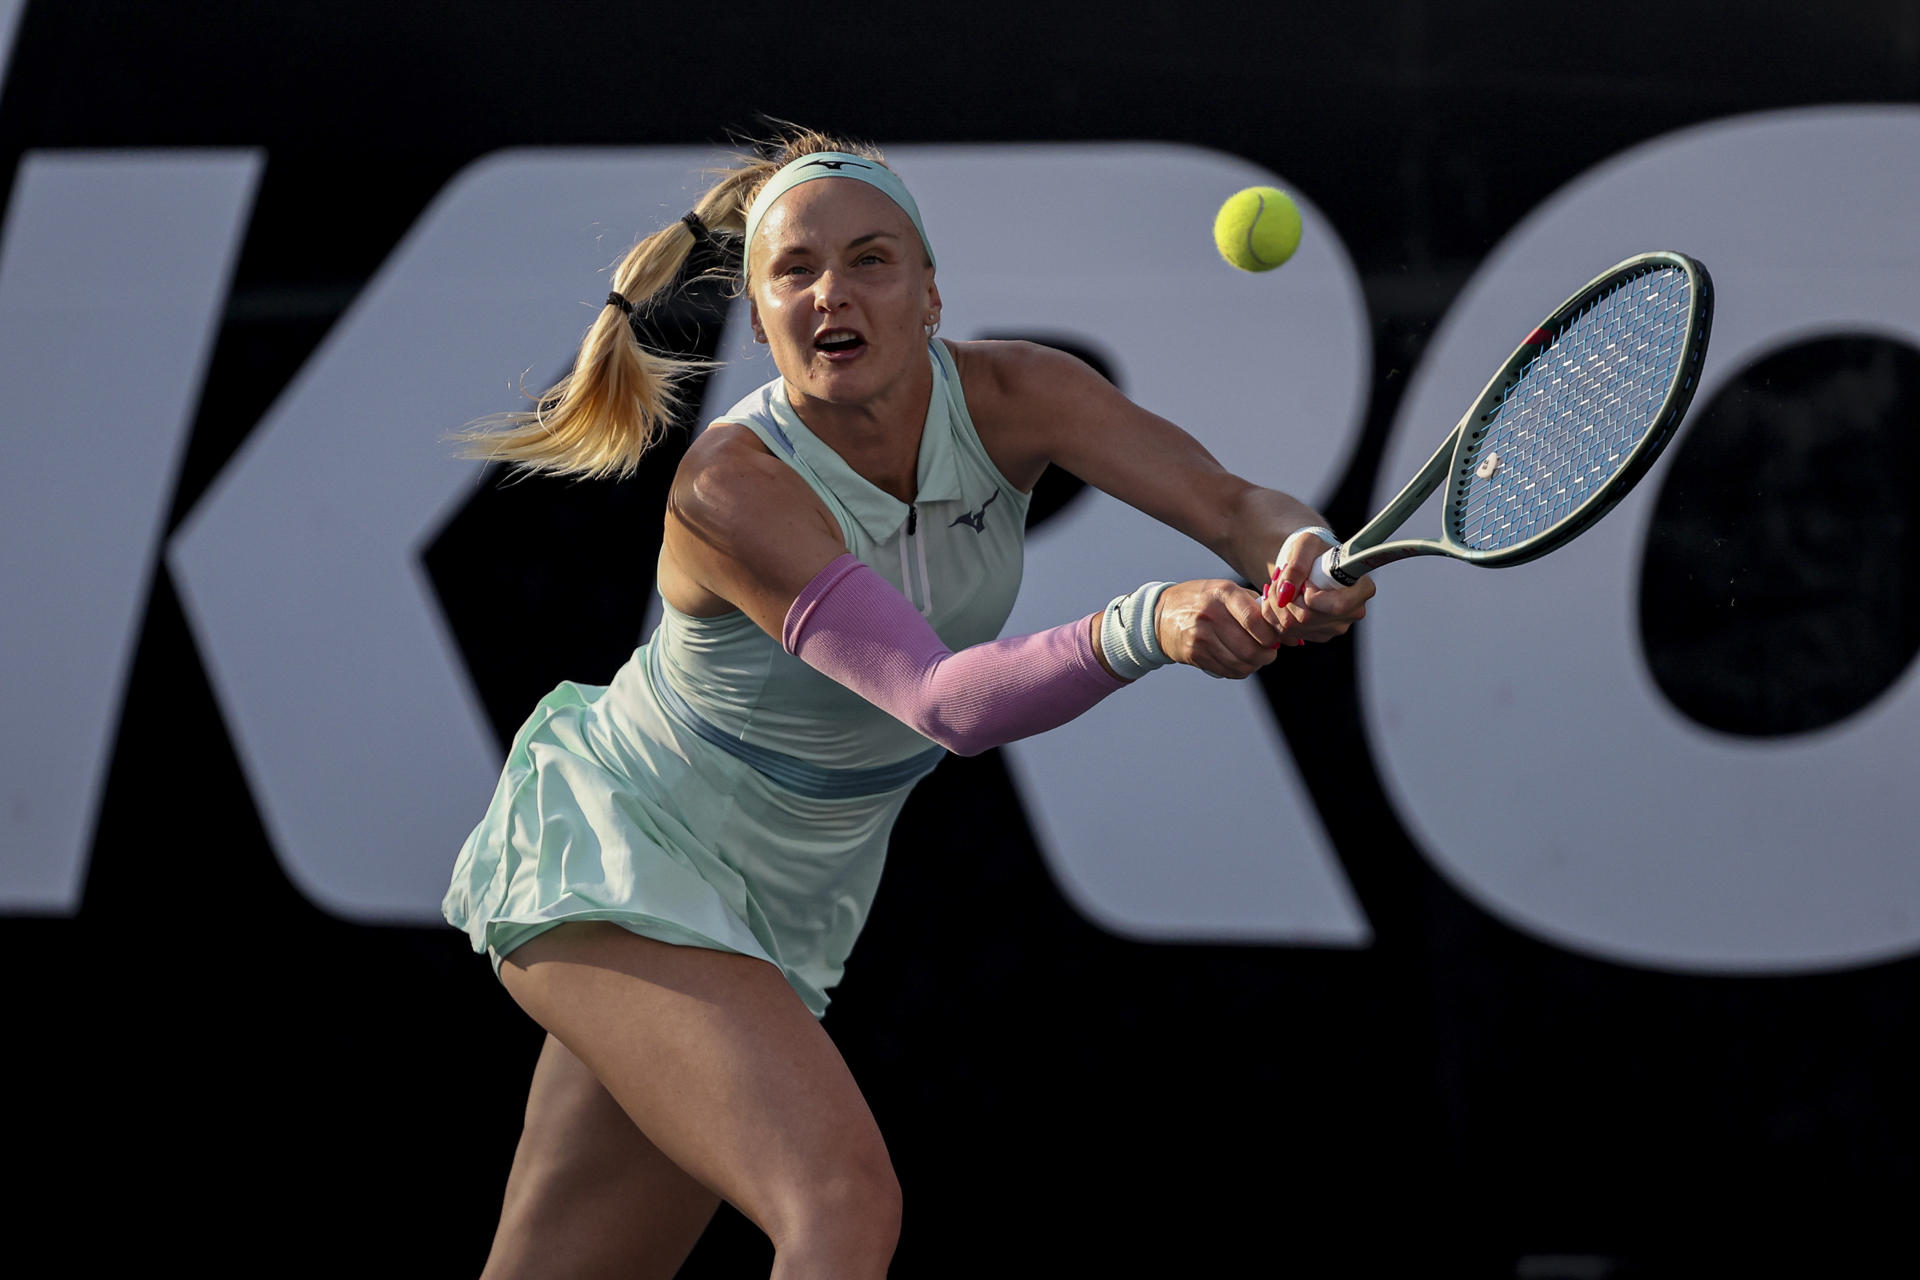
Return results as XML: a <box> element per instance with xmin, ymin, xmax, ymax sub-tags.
<box><xmin>443</xmin><ymin>126</ymin><xmax>1373</xmax><ymax>1279</ymax></box>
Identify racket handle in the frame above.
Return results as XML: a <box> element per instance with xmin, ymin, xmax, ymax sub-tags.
<box><xmin>1308</xmin><ymin>547</ymin><xmax>1346</xmax><ymax>591</ymax></box>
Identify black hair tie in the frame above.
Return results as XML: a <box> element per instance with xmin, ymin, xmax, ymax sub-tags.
<box><xmin>605</xmin><ymin>290</ymin><xmax>646</xmax><ymax>344</ymax></box>
<box><xmin>604</xmin><ymin>212</ymin><xmax>717</xmax><ymax>333</ymax></box>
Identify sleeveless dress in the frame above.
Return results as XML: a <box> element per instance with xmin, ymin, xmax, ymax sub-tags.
<box><xmin>441</xmin><ymin>341</ymin><xmax>1032</xmax><ymax>1016</ymax></box>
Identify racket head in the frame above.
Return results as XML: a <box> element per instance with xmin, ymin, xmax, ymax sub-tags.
<box><xmin>1438</xmin><ymin>251</ymin><xmax>1714</xmax><ymax>567</ymax></box>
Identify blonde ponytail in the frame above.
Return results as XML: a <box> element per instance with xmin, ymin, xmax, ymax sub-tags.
<box><xmin>451</xmin><ymin>124</ymin><xmax>888</xmax><ymax>481</ymax></box>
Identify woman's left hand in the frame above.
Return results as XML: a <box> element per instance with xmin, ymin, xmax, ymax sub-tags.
<box><xmin>1260</xmin><ymin>529</ymin><xmax>1375</xmax><ymax>644</ymax></box>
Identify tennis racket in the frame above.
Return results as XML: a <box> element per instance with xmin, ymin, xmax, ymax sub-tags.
<box><xmin>1309</xmin><ymin>250</ymin><xmax>1714</xmax><ymax>592</ymax></box>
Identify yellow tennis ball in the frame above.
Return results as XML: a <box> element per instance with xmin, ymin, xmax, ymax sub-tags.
<box><xmin>1213</xmin><ymin>186</ymin><xmax>1302</xmax><ymax>272</ymax></box>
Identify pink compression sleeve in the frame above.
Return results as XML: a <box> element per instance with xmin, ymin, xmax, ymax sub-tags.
<box><xmin>782</xmin><ymin>554</ymin><xmax>1129</xmax><ymax>757</ymax></box>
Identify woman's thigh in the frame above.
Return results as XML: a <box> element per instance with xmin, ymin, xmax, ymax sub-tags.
<box><xmin>483</xmin><ymin>1033</ymin><xmax>719</xmax><ymax>1280</ymax></box>
<box><xmin>498</xmin><ymin>922</ymin><xmax>899</xmax><ymax>1248</ymax></box>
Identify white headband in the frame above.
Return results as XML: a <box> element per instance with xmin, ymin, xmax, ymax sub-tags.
<box><xmin>742</xmin><ymin>151</ymin><xmax>937</xmax><ymax>273</ymax></box>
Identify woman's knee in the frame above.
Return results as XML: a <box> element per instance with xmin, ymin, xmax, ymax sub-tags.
<box><xmin>825</xmin><ymin>1152</ymin><xmax>903</xmax><ymax>1239</ymax></box>
<box><xmin>768</xmin><ymin>1150</ymin><xmax>903</xmax><ymax>1259</ymax></box>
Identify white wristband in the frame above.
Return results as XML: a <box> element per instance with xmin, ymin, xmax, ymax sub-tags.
<box><xmin>1099</xmin><ymin>581</ymin><xmax>1175</xmax><ymax>681</ymax></box>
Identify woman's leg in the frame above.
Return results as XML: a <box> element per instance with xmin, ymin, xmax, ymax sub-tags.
<box><xmin>496</xmin><ymin>922</ymin><xmax>901</xmax><ymax>1280</ymax></box>
<box><xmin>480</xmin><ymin>1033</ymin><xmax>720</xmax><ymax>1280</ymax></box>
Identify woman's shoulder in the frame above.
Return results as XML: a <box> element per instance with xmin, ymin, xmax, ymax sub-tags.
<box><xmin>946</xmin><ymin>337</ymin><xmax>1105</xmax><ymax>411</ymax></box>
<box><xmin>942</xmin><ymin>339</ymin><xmax>1102</xmax><ymax>492</ymax></box>
<box><xmin>673</xmin><ymin>423</ymin><xmax>798</xmax><ymax>531</ymax></box>
<box><xmin>945</xmin><ymin>336</ymin><xmax>1038</xmax><ymax>398</ymax></box>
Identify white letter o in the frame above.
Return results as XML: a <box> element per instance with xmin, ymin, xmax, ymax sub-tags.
<box><xmin>1363</xmin><ymin>107</ymin><xmax>1920</xmax><ymax>973</ymax></box>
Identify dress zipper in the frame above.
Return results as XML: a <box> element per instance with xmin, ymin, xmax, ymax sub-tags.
<box><xmin>898</xmin><ymin>504</ymin><xmax>932</xmax><ymax>616</ymax></box>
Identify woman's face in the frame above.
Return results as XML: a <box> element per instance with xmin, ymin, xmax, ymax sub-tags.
<box><xmin>748</xmin><ymin>178</ymin><xmax>940</xmax><ymax>412</ymax></box>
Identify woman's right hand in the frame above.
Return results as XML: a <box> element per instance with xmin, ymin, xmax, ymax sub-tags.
<box><xmin>1153</xmin><ymin>579</ymin><xmax>1285</xmax><ymax>679</ymax></box>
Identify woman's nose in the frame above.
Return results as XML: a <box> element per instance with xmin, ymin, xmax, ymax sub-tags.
<box><xmin>812</xmin><ymin>269</ymin><xmax>847</xmax><ymax>309</ymax></box>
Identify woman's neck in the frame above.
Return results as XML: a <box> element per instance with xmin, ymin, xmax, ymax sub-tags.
<box><xmin>786</xmin><ymin>361</ymin><xmax>934</xmax><ymax>505</ymax></box>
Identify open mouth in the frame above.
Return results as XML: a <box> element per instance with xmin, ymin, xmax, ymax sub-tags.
<box><xmin>813</xmin><ymin>328</ymin><xmax>867</xmax><ymax>357</ymax></box>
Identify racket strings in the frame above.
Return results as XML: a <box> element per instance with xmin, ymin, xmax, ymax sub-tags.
<box><xmin>1452</xmin><ymin>267</ymin><xmax>1692</xmax><ymax>551</ymax></box>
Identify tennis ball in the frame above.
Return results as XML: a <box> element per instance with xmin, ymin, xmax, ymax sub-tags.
<box><xmin>1213</xmin><ymin>186</ymin><xmax>1302</xmax><ymax>273</ymax></box>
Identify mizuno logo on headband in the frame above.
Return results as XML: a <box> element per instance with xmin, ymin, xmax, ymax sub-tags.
<box><xmin>801</xmin><ymin>159</ymin><xmax>873</xmax><ymax>172</ymax></box>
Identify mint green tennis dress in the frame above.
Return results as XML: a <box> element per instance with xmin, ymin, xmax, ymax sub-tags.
<box><xmin>442</xmin><ymin>341</ymin><xmax>1032</xmax><ymax>1016</ymax></box>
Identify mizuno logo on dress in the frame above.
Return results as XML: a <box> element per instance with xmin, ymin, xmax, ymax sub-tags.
<box><xmin>950</xmin><ymin>491</ymin><xmax>999</xmax><ymax>533</ymax></box>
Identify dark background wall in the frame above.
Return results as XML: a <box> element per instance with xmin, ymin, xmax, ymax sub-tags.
<box><xmin>4</xmin><ymin>3</ymin><xmax>1918</xmax><ymax>1275</ymax></box>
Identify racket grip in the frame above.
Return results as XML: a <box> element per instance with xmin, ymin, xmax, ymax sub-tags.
<box><xmin>1308</xmin><ymin>548</ymin><xmax>1345</xmax><ymax>591</ymax></box>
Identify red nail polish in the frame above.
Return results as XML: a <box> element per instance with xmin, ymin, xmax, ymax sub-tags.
<box><xmin>1275</xmin><ymin>581</ymin><xmax>1297</xmax><ymax>608</ymax></box>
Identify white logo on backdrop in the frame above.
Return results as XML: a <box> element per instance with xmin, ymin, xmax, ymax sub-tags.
<box><xmin>6</xmin><ymin>113</ymin><xmax>1918</xmax><ymax>973</ymax></box>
